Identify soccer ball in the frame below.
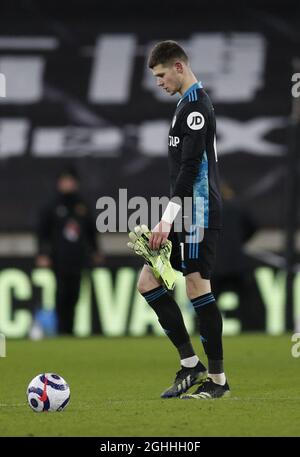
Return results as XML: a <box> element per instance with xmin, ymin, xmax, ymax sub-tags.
<box><xmin>27</xmin><ymin>373</ymin><xmax>70</xmax><ymax>412</ymax></box>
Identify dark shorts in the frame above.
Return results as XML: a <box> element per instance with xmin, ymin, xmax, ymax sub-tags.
<box><xmin>169</xmin><ymin>226</ymin><xmax>220</xmax><ymax>279</ymax></box>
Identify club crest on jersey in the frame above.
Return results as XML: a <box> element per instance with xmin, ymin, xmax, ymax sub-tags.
<box><xmin>187</xmin><ymin>112</ymin><xmax>205</xmax><ymax>130</ymax></box>
<box><xmin>172</xmin><ymin>115</ymin><xmax>176</xmax><ymax>128</ymax></box>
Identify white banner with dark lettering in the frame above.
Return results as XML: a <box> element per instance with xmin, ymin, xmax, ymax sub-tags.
<box><xmin>0</xmin><ymin>8</ymin><xmax>298</xmax><ymax>231</ymax></box>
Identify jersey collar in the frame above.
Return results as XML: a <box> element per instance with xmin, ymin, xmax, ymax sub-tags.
<box><xmin>177</xmin><ymin>81</ymin><xmax>203</xmax><ymax>106</ymax></box>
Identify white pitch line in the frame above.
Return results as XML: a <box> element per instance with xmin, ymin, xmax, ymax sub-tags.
<box><xmin>0</xmin><ymin>403</ymin><xmax>26</xmax><ymax>407</ymax></box>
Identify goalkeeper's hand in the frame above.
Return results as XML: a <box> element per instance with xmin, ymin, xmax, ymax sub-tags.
<box><xmin>149</xmin><ymin>220</ymin><xmax>172</xmax><ymax>250</ymax></box>
<box><xmin>127</xmin><ymin>225</ymin><xmax>176</xmax><ymax>290</ymax></box>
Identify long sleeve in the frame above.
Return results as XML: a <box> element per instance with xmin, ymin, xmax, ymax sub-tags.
<box><xmin>171</xmin><ymin>104</ymin><xmax>208</xmax><ymax>200</ymax></box>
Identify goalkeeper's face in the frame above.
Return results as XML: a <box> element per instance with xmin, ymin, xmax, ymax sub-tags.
<box><xmin>152</xmin><ymin>62</ymin><xmax>183</xmax><ymax>96</ymax></box>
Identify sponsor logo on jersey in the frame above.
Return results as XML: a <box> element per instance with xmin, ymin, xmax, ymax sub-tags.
<box><xmin>168</xmin><ymin>135</ymin><xmax>180</xmax><ymax>147</ymax></box>
<box><xmin>187</xmin><ymin>112</ymin><xmax>205</xmax><ymax>130</ymax></box>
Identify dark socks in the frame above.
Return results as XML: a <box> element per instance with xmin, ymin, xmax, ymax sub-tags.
<box><xmin>191</xmin><ymin>292</ymin><xmax>224</xmax><ymax>374</ymax></box>
<box><xmin>142</xmin><ymin>286</ymin><xmax>195</xmax><ymax>360</ymax></box>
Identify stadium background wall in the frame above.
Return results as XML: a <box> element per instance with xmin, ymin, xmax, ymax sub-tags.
<box><xmin>0</xmin><ymin>5</ymin><xmax>299</xmax><ymax>230</ymax></box>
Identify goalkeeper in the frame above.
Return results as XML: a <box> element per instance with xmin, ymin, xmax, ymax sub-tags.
<box><xmin>130</xmin><ymin>40</ymin><xmax>229</xmax><ymax>400</ymax></box>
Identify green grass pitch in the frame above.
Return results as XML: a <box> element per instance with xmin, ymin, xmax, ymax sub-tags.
<box><xmin>0</xmin><ymin>335</ymin><xmax>300</xmax><ymax>437</ymax></box>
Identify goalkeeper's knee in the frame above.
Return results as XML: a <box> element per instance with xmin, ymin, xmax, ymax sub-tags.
<box><xmin>137</xmin><ymin>267</ymin><xmax>161</xmax><ymax>294</ymax></box>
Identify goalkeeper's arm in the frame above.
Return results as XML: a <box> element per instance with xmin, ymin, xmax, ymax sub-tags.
<box><xmin>149</xmin><ymin>201</ymin><xmax>181</xmax><ymax>250</ymax></box>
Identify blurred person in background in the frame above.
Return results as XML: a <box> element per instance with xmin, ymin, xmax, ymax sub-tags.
<box><xmin>36</xmin><ymin>166</ymin><xmax>104</xmax><ymax>335</ymax></box>
<box><xmin>212</xmin><ymin>181</ymin><xmax>258</xmax><ymax>326</ymax></box>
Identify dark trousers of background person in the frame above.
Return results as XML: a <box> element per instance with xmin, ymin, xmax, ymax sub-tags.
<box><xmin>55</xmin><ymin>273</ymin><xmax>81</xmax><ymax>335</ymax></box>
<box><xmin>211</xmin><ymin>272</ymin><xmax>265</xmax><ymax>331</ymax></box>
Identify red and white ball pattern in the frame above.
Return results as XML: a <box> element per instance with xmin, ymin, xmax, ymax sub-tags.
<box><xmin>27</xmin><ymin>373</ymin><xmax>70</xmax><ymax>412</ymax></box>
